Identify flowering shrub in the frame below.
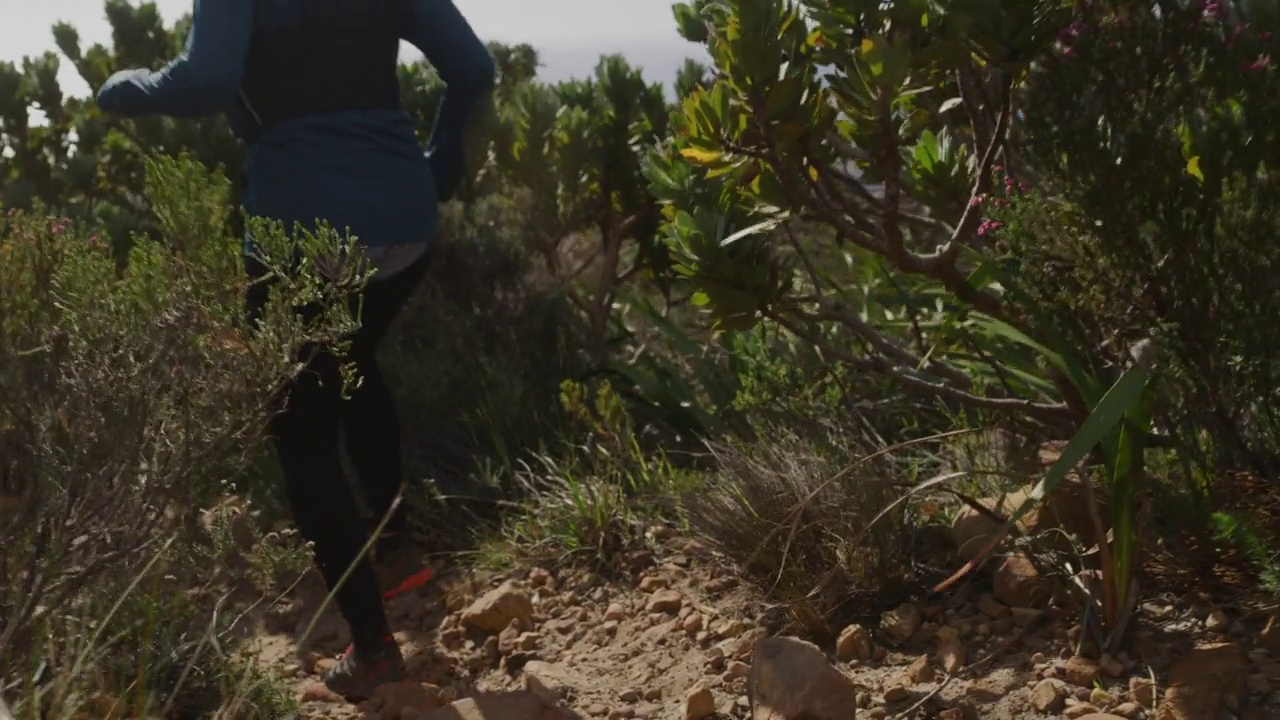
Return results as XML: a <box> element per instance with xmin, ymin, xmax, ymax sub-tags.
<box><xmin>999</xmin><ymin>0</ymin><xmax>1280</xmax><ymax>471</ymax></box>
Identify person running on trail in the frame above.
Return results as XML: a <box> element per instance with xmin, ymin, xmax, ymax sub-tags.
<box><xmin>96</xmin><ymin>0</ymin><xmax>495</xmax><ymax>700</ymax></box>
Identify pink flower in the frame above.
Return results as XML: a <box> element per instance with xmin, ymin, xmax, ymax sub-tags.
<box><xmin>1201</xmin><ymin>0</ymin><xmax>1229</xmax><ymax>22</ymax></box>
<box><xmin>977</xmin><ymin>219</ymin><xmax>1004</xmax><ymax>237</ymax></box>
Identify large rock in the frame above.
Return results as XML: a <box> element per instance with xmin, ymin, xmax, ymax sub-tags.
<box><xmin>461</xmin><ymin>581</ymin><xmax>534</xmax><ymax>633</ymax></box>
<box><xmin>414</xmin><ymin>691</ymin><xmax>581</xmax><ymax>720</ymax></box>
<box><xmin>747</xmin><ymin>636</ymin><xmax>857</xmax><ymax>720</ymax></box>
<box><xmin>992</xmin><ymin>554</ymin><xmax>1052</xmax><ymax>608</ymax></box>
<box><xmin>951</xmin><ymin>478</ymin><xmax>1102</xmax><ymax>561</ymax></box>
<box><xmin>1155</xmin><ymin>642</ymin><xmax>1249</xmax><ymax>720</ymax></box>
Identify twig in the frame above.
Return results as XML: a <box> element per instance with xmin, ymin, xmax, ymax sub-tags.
<box><xmin>889</xmin><ymin>674</ymin><xmax>954</xmax><ymax>719</ymax></box>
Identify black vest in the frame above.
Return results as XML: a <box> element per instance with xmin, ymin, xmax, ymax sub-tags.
<box><xmin>237</xmin><ymin>0</ymin><xmax>403</xmax><ymax>143</ymax></box>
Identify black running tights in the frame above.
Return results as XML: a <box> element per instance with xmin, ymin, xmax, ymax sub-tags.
<box><xmin>245</xmin><ymin>251</ymin><xmax>427</xmax><ymax>651</ymax></box>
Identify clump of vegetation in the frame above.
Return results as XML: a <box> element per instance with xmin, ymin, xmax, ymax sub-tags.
<box><xmin>685</xmin><ymin>421</ymin><xmax>921</xmax><ymax>634</ymax></box>
<box><xmin>0</xmin><ymin>154</ymin><xmax>358</xmax><ymax>716</ymax></box>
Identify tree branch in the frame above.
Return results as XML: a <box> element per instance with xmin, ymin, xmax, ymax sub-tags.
<box><xmin>766</xmin><ymin>310</ymin><xmax>1074</xmax><ymax>427</ymax></box>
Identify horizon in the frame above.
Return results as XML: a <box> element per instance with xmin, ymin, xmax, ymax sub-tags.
<box><xmin>2</xmin><ymin>0</ymin><xmax>707</xmax><ymax>100</ymax></box>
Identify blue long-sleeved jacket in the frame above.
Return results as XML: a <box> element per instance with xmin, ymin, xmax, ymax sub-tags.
<box><xmin>96</xmin><ymin>0</ymin><xmax>495</xmax><ymax>254</ymax></box>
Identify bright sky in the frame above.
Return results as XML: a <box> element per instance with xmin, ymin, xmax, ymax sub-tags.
<box><xmin>1</xmin><ymin>0</ymin><xmax>703</xmax><ymax>98</ymax></box>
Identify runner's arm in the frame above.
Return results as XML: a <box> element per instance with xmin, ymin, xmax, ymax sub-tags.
<box><xmin>401</xmin><ymin>0</ymin><xmax>496</xmax><ymax>201</ymax></box>
<box><xmin>96</xmin><ymin>0</ymin><xmax>252</xmax><ymax>117</ymax></box>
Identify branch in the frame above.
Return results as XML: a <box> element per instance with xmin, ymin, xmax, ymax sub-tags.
<box><xmin>797</xmin><ymin>305</ymin><xmax>977</xmax><ymax>390</ymax></box>
<box><xmin>933</xmin><ymin>75</ymin><xmax>1015</xmax><ymax>266</ymax></box>
<box><xmin>878</xmin><ymin>89</ymin><xmax>905</xmax><ymax>264</ymax></box>
<box><xmin>766</xmin><ymin>310</ymin><xmax>1074</xmax><ymax>427</ymax></box>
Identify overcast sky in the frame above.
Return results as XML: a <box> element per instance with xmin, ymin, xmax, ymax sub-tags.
<box><xmin>1</xmin><ymin>0</ymin><xmax>704</xmax><ymax>98</ymax></box>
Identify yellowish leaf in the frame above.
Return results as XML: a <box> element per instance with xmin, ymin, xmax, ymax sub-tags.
<box><xmin>1186</xmin><ymin>155</ymin><xmax>1204</xmax><ymax>182</ymax></box>
<box><xmin>679</xmin><ymin>146</ymin><xmax>722</xmax><ymax>164</ymax></box>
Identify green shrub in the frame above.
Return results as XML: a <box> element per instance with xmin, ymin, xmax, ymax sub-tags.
<box><xmin>0</xmin><ymin>153</ymin><xmax>359</xmax><ymax>717</ymax></box>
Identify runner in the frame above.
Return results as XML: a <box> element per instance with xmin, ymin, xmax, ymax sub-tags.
<box><xmin>96</xmin><ymin>0</ymin><xmax>495</xmax><ymax>700</ymax></box>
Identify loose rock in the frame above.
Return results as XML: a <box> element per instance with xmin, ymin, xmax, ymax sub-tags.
<box><xmin>1030</xmin><ymin>679</ymin><xmax>1064</xmax><ymax>713</ymax></box>
<box><xmin>1205</xmin><ymin>609</ymin><xmax>1229</xmax><ymax>632</ymax></box>
<box><xmin>993</xmin><ymin>555</ymin><xmax>1052</xmax><ymax>608</ymax></box>
<box><xmin>747</xmin><ymin>636</ymin><xmax>858</xmax><ymax>720</ymax></box>
<box><xmin>646</xmin><ymin>590</ymin><xmax>683</xmax><ymax>615</ymax></box>
<box><xmin>1156</xmin><ymin>642</ymin><xmax>1249</xmax><ymax>720</ymax></box>
<box><xmin>1065</xmin><ymin>656</ymin><xmax>1100</xmax><ymax>687</ymax></box>
<box><xmin>1129</xmin><ymin>676</ymin><xmax>1157</xmax><ymax>706</ymax></box>
<box><xmin>523</xmin><ymin>660</ymin><xmax>581</xmax><ymax>703</ymax></box>
<box><xmin>461</xmin><ymin>582</ymin><xmax>534</xmax><ymax>633</ymax></box>
<box><xmin>937</xmin><ymin>641</ymin><xmax>966</xmax><ymax>674</ymax></box>
<box><xmin>882</xmin><ymin>684</ymin><xmax>909</xmax><ymax>703</ymax></box>
<box><xmin>685</xmin><ymin>682</ymin><xmax>716</xmax><ymax>720</ymax></box>
<box><xmin>374</xmin><ymin>681</ymin><xmax>442</xmax><ymax>719</ymax></box>
<box><xmin>638</xmin><ymin>576</ymin><xmax>668</xmax><ymax>593</ymax></box>
<box><xmin>835</xmin><ymin>624</ymin><xmax>872</xmax><ymax>662</ymax></box>
<box><xmin>880</xmin><ymin>604</ymin><xmax>923</xmax><ymax>643</ymax></box>
<box><xmin>903</xmin><ymin>655</ymin><xmax>934</xmax><ymax>684</ymax></box>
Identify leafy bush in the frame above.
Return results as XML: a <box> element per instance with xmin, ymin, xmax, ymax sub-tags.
<box><xmin>1002</xmin><ymin>0</ymin><xmax>1280</xmax><ymax>477</ymax></box>
<box><xmin>651</xmin><ymin>0</ymin><xmax>1083</xmax><ymax>436</ymax></box>
<box><xmin>0</xmin><ymin>154</ymin><xmax>359</xmax><ymax>717</ymax></box>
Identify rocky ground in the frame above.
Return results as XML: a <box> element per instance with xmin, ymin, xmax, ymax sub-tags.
<box><xmin>242</xmin><ymin>511</ymin><xmax>1280</xmax><ymax>720</ymax></box>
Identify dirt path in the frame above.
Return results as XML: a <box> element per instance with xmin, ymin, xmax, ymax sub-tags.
<box><xmin>244</xmin><ymin>527</ymin><xmax>1280</xmax><ymax>720</ymax></box>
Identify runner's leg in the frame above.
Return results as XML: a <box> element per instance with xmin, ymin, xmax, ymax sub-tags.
<box><xmin>342</xmin><ymin>252</ymin><xmax>430</xmax><ymax>552</ymax></box>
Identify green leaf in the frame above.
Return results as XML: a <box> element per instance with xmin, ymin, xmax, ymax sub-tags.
<box><xmin>913</xmin><ymin>129</ymin><xmax>939</xmax><ymax>172</ymax></box>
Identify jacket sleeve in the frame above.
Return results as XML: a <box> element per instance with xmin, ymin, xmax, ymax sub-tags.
<box><xmin>401</xmin><ymin>0</ymin><xmax>496</xmax><ymax>201</ymax></box>
<box><xmin>96</xmin><ymin>0</ymin><xmax>253</xmax><ymax>118</ymax></box>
